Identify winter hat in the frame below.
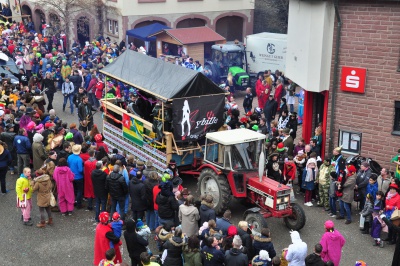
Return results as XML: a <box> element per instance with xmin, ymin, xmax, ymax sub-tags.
<box><xmin>35</xmin><ymin>124</ymin><xmax>44</xmax><ymax>133</ymax></box>
<box><xmin>94</xmin><ymin>133</ymin><xmax>102</xmax><ymax>142</ymax></box>
<box><xmin>45</xmin><ymin>122</ymin><xmax>55</xmax><ymax>129</ymax></box>
<box><xmin>136</xmin><ymin>219</ymin><xmax>144</xmax><ymax>229</ymax></box>
<box><xmin>389</xmin><ymin>183</ymin><xmax>399</xmax><ymax>190</ymax></box>
<box><xmin>347</xmin><ymin>165</ymin><xmax>357</xmax><ymax>175</ymax></box>
<box><xmin>252</xmin><ymin>125</ymin><xmax>259</xmax><ymax>131</ymax></box>
<box><xmin>290</xmin><ymin>230</ymin><xmax>302</xmax><ymax>244</ymax></box>
<box><xmin>112</xmin><ymin>212</ymin><xmax>120</xmax><ymax>221</ymax></box>
<box><xmin>324</xmin><ymin>220</ymin><xmax>335</xmax><ymax>230</ymax></box>
<box><xmin>277</xmin><ymin>142</ymin><xmax>285</xmax><ymax>152</ymax></box>
<box><xmin>26</xmin><ymin>121</ymin><xmax>36</xmax><ymax>131</ymax></box>
<box><xmin>33</xmin><ymin>133</ymin><xmax>44</xmax><ymax>143</ymax></box>
<box><xmin>64</xmin><ymin>132</ymin><xmax>73</xmax><ymax>141</ymax></box>
<box><xmin>98</xmin><ymin>212</ymin><xmax>109</xmax><ymax>224</ymax></box>
<box><xmin>259</xmin><ymin>250</ymin><xmax>271</xmax><ymax>261</ymax></box>
<box><xmin>161</xmin><ymin>173</ymin><xmax>171</xmax><ymax>183</ymax></box>
<box><xmin>240</xmin><ymin>117</ymin><xmax>248</xmax><ymax>123</ymax></box>
<box><xmin>227</xmin><ymin>225</ymin><xmax>237</xmax><ymax>237</ymax></box>
<box><xmin>298</xmin><ymin>150</ymin><xmax>304</xmax><ymax>156</ymax></box>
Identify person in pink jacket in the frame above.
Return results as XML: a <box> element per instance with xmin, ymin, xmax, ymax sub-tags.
<box><xmin>53</xmin><ymin>158</ymin><xmax>75</xmax><ymax>216</ymax></box>
<box><xmin>320</xmin><ymin>220</ymin><xmax>346</xmax><ymax>266</ymax></box>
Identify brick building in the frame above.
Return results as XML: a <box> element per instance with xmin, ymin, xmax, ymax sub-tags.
<box><xmin>287</xmin><ymin>0</ymin><xmax>400</xmax><ymax>170</ymax></box>
<box><xmin>326</xmin><ymin>0</ymin><xmax>400</xmax><ymax>170</ymax></box>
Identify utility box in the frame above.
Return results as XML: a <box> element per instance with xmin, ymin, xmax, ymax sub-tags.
<box><xmin>245</xmin><ymin>32</ymin><xmax>287</xmax><ymax>75</ymax></box>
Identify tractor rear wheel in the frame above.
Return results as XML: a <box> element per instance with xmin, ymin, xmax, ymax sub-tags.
<box><xmin>245</xmin><ymin>212</ymin><xmax>268</xmax><ymax>236</ymax></box>
<box><xmin>198</xmin><ymin>168</ymin><xmax>231</xmax><ymax>215</ymax></box>
<box><xmin>284</xmin><ymin>203</ymin><xmax>306</xmax><ymax>231</ymax></box>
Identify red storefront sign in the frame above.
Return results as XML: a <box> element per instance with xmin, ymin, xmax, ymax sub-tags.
<box><xmin>340</xmin><ymin>66</ymin><xmax>367</xmax><ymax>93</ymax></box>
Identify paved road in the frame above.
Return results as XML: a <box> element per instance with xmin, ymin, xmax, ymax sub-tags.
<box><xmin>0</xmin><ymin>92</ymin><xmax>393</xmax><ymax>265</ymax></box>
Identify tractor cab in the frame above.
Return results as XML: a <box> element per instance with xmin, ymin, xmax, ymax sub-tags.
<box><xmin>204</xmin><ymin>128</ymin><xmax>265</xmax><ymax>171</ymax></box>
<box><xmin>204</xmin><ymin>42</ymin><xmax>250</xmax><ymax>90</ymax></box>
<box><xmin>198</xmin><ymin>128</ymin><xmax>306</xmax><ymax>232</ymax></box>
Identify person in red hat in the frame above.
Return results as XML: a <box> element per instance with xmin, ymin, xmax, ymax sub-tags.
<box><xmin>336</xmin><ymin>165</ymin><xmax>357</xmax><ymax>224</ymax></box>
<box><xmin>383</xmin><ymin>183</ymin><xmax>400</xmax><ymax>245</ymax></box>
<box><xmin>93</xmin><ymin>212</ymin><xmax>122</xmax><ymax>265</ymax></box>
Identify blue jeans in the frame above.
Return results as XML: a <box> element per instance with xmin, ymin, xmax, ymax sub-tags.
<box><xmin>146</xmin><ymin>210</ymin><xmax>157</xmax><ymax>231</ymax></box>
<box><xmin>329</xmin><ymin>197</ymin><xmax>337</xmax><ymax>214</ymax></box>
<box><xmin>63</xmin><ymin>94</ymin><xmax>74</xmax><ymax>113</ymax></box>
<box><xmin>95</xmin><ymin>197</ymin><xmax>107</xmax><ymax>222</ymax></box>
<box><xmin>266</xmin><ymin>118</ymin><xmax>272</xmax><ymax>135</ymax></box>
<box><xmin>73</xmin><ymin>179</ymin><xmax>84</xmax><ymax>208</ymax></box>
<box><xmin>111</xmin><ymin>197</ymin><xmax>126</xmax><ymax>221</ymax></box>
<box><xmin>339</xmin><ymin>199</ymin><xmax>352</xmax><ymax>221</ymax></box>
<box><xmin>116</xmin><ymin>195</ymin><xmax>129</xmax><ymax>214</ymax></box>
<box><xmin>32</xmin><ymin>64</ymin><xmax>39</xmax><ymax>75</ymax></box>
<box><xmin>289</xmin><ymin>104</ymin><xmax>294</xmax><ymax>113</ymax></box>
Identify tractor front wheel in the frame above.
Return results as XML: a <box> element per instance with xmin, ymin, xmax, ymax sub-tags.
<box><xmin>245</xmin><ymin>212</ymin><xmax>268</xmax><ymax>236</ymax></box>
<box><xmin>198</xmin><ymin>168</ymin><xmax>231</xmax><ymax>215</ymax></box>
<box><xmin>284</xmin><ymin>203</ymin><xmax>306</xmax><ymax>231</ymax></box>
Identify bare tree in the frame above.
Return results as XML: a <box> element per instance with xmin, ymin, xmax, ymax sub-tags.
<box><xmin>36</xmin><ymin>0</ymin><xmax>100</xmax><ymax>47</ymax></box>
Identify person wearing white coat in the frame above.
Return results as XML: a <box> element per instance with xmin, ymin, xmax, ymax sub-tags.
<box><xmin>286</xmin><ymin>231</ymin><xmax>308</xmax><ymax>266</ymax></box>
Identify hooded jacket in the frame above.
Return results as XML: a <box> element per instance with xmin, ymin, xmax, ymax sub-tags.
<box><xmin>14</xmin><ymin>135</ymin><xmax>31</xmax><ymax>154</ymax></box>
<box><xmin>183</xmin><ymin>248</ymin><xmax>202</xmax><ymax>266</ymax></box>
<box><xmin>105</xmin><ymin>171</ymin><xmax>128</xmax><ymax>199</ymax></box>
<box><xmin>156</xmin><ymin>182</ymin><xmax>179</xmax><ymax>220</ymax></box>
<box><xmin>216</xmin><ymin>217</ymin><xmax>232</xmax><ymax>236</ymax></box>
<box><xmin>320</xmin><ymin>229</ymin><xmax>346</xmax><ymax>266</ymax></box>
<box><xmin>305</xmin><ymin>253</ymin><xmax>325</xmax><ymax>266</ymax></box>
<box><xmin>179</xmin><ymin>204</ymin><xmax>200</xmax><ymax>237</ymax></box>
<box><xmin>286</xmin><ymin>231</ymin><xmax>307</xmax><ymax>266</ymax></box>
<box><xmin>163</xmin><ymin>236</ymin><xmax>187</xmax><ymax>266</ymax></box>
<box><xmin>129</xmin><ymin>176</ymin><xmax>147</xmax><ymax>211</ymax></box>
<box><xmin>253</xmin><ymin>235</ymin><xmax>276</xmax><ymax>259</ymax></box>
<box><xmin>91</xmin><ymin>169</ymin><xmax>108</xmax><ymax>198</ymax></box>
<box><xmin>199</xmin><ymin>201</ymin><xmax>216</xmax><ymax>225</ymax></box>
<box><xmin>201</xmin><ymin>245</ymin><xmax>225</xmax><ymax>266</ymax></box>
<box><xmin>224</xmin><ymin>248</ymin><xmax>248</xmax><ymax>266</ymax></box>
<box><xmin>144</xmin><ymin>177</ymin><xmax>159</xmax><ymax>210</ymax></box>
<box><xmin>124</xmin><ymin>219</ymin><xmax>148</xmax><ymax>259</ymax></box>
<box><xmin>31</xmin><ymin>174</ymin><xmax>52</xmax><ymax>207</ymax></box>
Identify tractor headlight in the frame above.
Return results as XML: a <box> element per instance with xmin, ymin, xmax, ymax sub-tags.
<box><xmin>276</xmin><ymin>198</ymin><xmax>281</xmax><ymax>204</ymax></box>
<box><xmin>284</xmin><ymin>196</ymin><xmax>289</xmax><ymax>203</ymax></box>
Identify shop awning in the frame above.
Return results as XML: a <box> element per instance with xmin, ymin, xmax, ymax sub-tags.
<box><xmin>125</xmin><ymin>23</ymin><xmax>170</xmax><ymax>42</ymax></box>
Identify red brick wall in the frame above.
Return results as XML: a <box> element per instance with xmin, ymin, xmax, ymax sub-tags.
<box><xmin>325</xmin><ymin>1</ymin><xmax>400</xmax><ymax>170</ymax></box>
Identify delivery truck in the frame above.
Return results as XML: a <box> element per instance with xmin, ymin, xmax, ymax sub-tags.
<box><xmin>245</xmin><ymin>32</ymin><xmax>287</xmax><ymax>76</ymax></box>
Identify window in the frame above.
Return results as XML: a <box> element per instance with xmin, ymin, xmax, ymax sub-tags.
<box><xmin>393</xmin><ymin>101</ymin><xmax>400</xmax><ymax>135</ymax></box>
<box><xmin>338</xmin><ymin>130</ymin><xmax>362</xmax><ymax>154</ymax></box>
<box><xmin>107</xmin><ymin>19</ymin><xmax>118</xmax><ymax>35</ymax></box>
<box><xmin>114</xmin><ymin>21</ymin><xmax>118</xmax><ymax>34</ymax></box>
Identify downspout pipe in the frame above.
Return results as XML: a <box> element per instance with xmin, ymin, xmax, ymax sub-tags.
<box><xmin>328</xmin><ymin>0</ymin><xmax>342</xmax><ymax>155</ymax></box>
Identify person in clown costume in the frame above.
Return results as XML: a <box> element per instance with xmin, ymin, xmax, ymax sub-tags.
<box><xmin>93</xmin><ymin>212</ymin><xmax>123</xmax><ymax>265</ymax></box>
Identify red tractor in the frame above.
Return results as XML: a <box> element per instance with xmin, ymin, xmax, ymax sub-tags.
<box><xmin>183</xmin><ymin>128</ymin><xmax>306</xmax><ymax>232</ymax></box>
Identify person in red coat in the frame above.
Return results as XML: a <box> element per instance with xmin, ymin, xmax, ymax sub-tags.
<box><xmin>95</xmin><ymin>134</ymin><xmax>109</xmax><ymax>153</ymax></box>
<box><xmin>274</xmin><ymin>79</ymin><xmax>284</xmax><ymax>111</ymax></box>
<box><xmin>84</xmin><ymin>149</ymin><xmax>97</xmax><ymax>211</ymax></box>
<box><xmin>256</xmin><ymin>74</ymin><xmax>270</xmax><ymax>110</ymax></box>
<box><xmin>93</xmin><ymin>212</ymin><xmax>122</xmax><ymax>265</ymax></box>
<box><xmin>283</xmin><ymin>156</ymin><xmax>297</xmax><ymax>185</ymax></box>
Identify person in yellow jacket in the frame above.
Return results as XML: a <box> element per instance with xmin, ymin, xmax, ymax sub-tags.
<box><xmin>16</xmin><ymin>167</ymin><xmax>34</xmax><ymax>226</ymax></box>
<box><xmin>61</xmin><ymin>60</ymin><xmax>71</xmax><ymax>81</ymax></box>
